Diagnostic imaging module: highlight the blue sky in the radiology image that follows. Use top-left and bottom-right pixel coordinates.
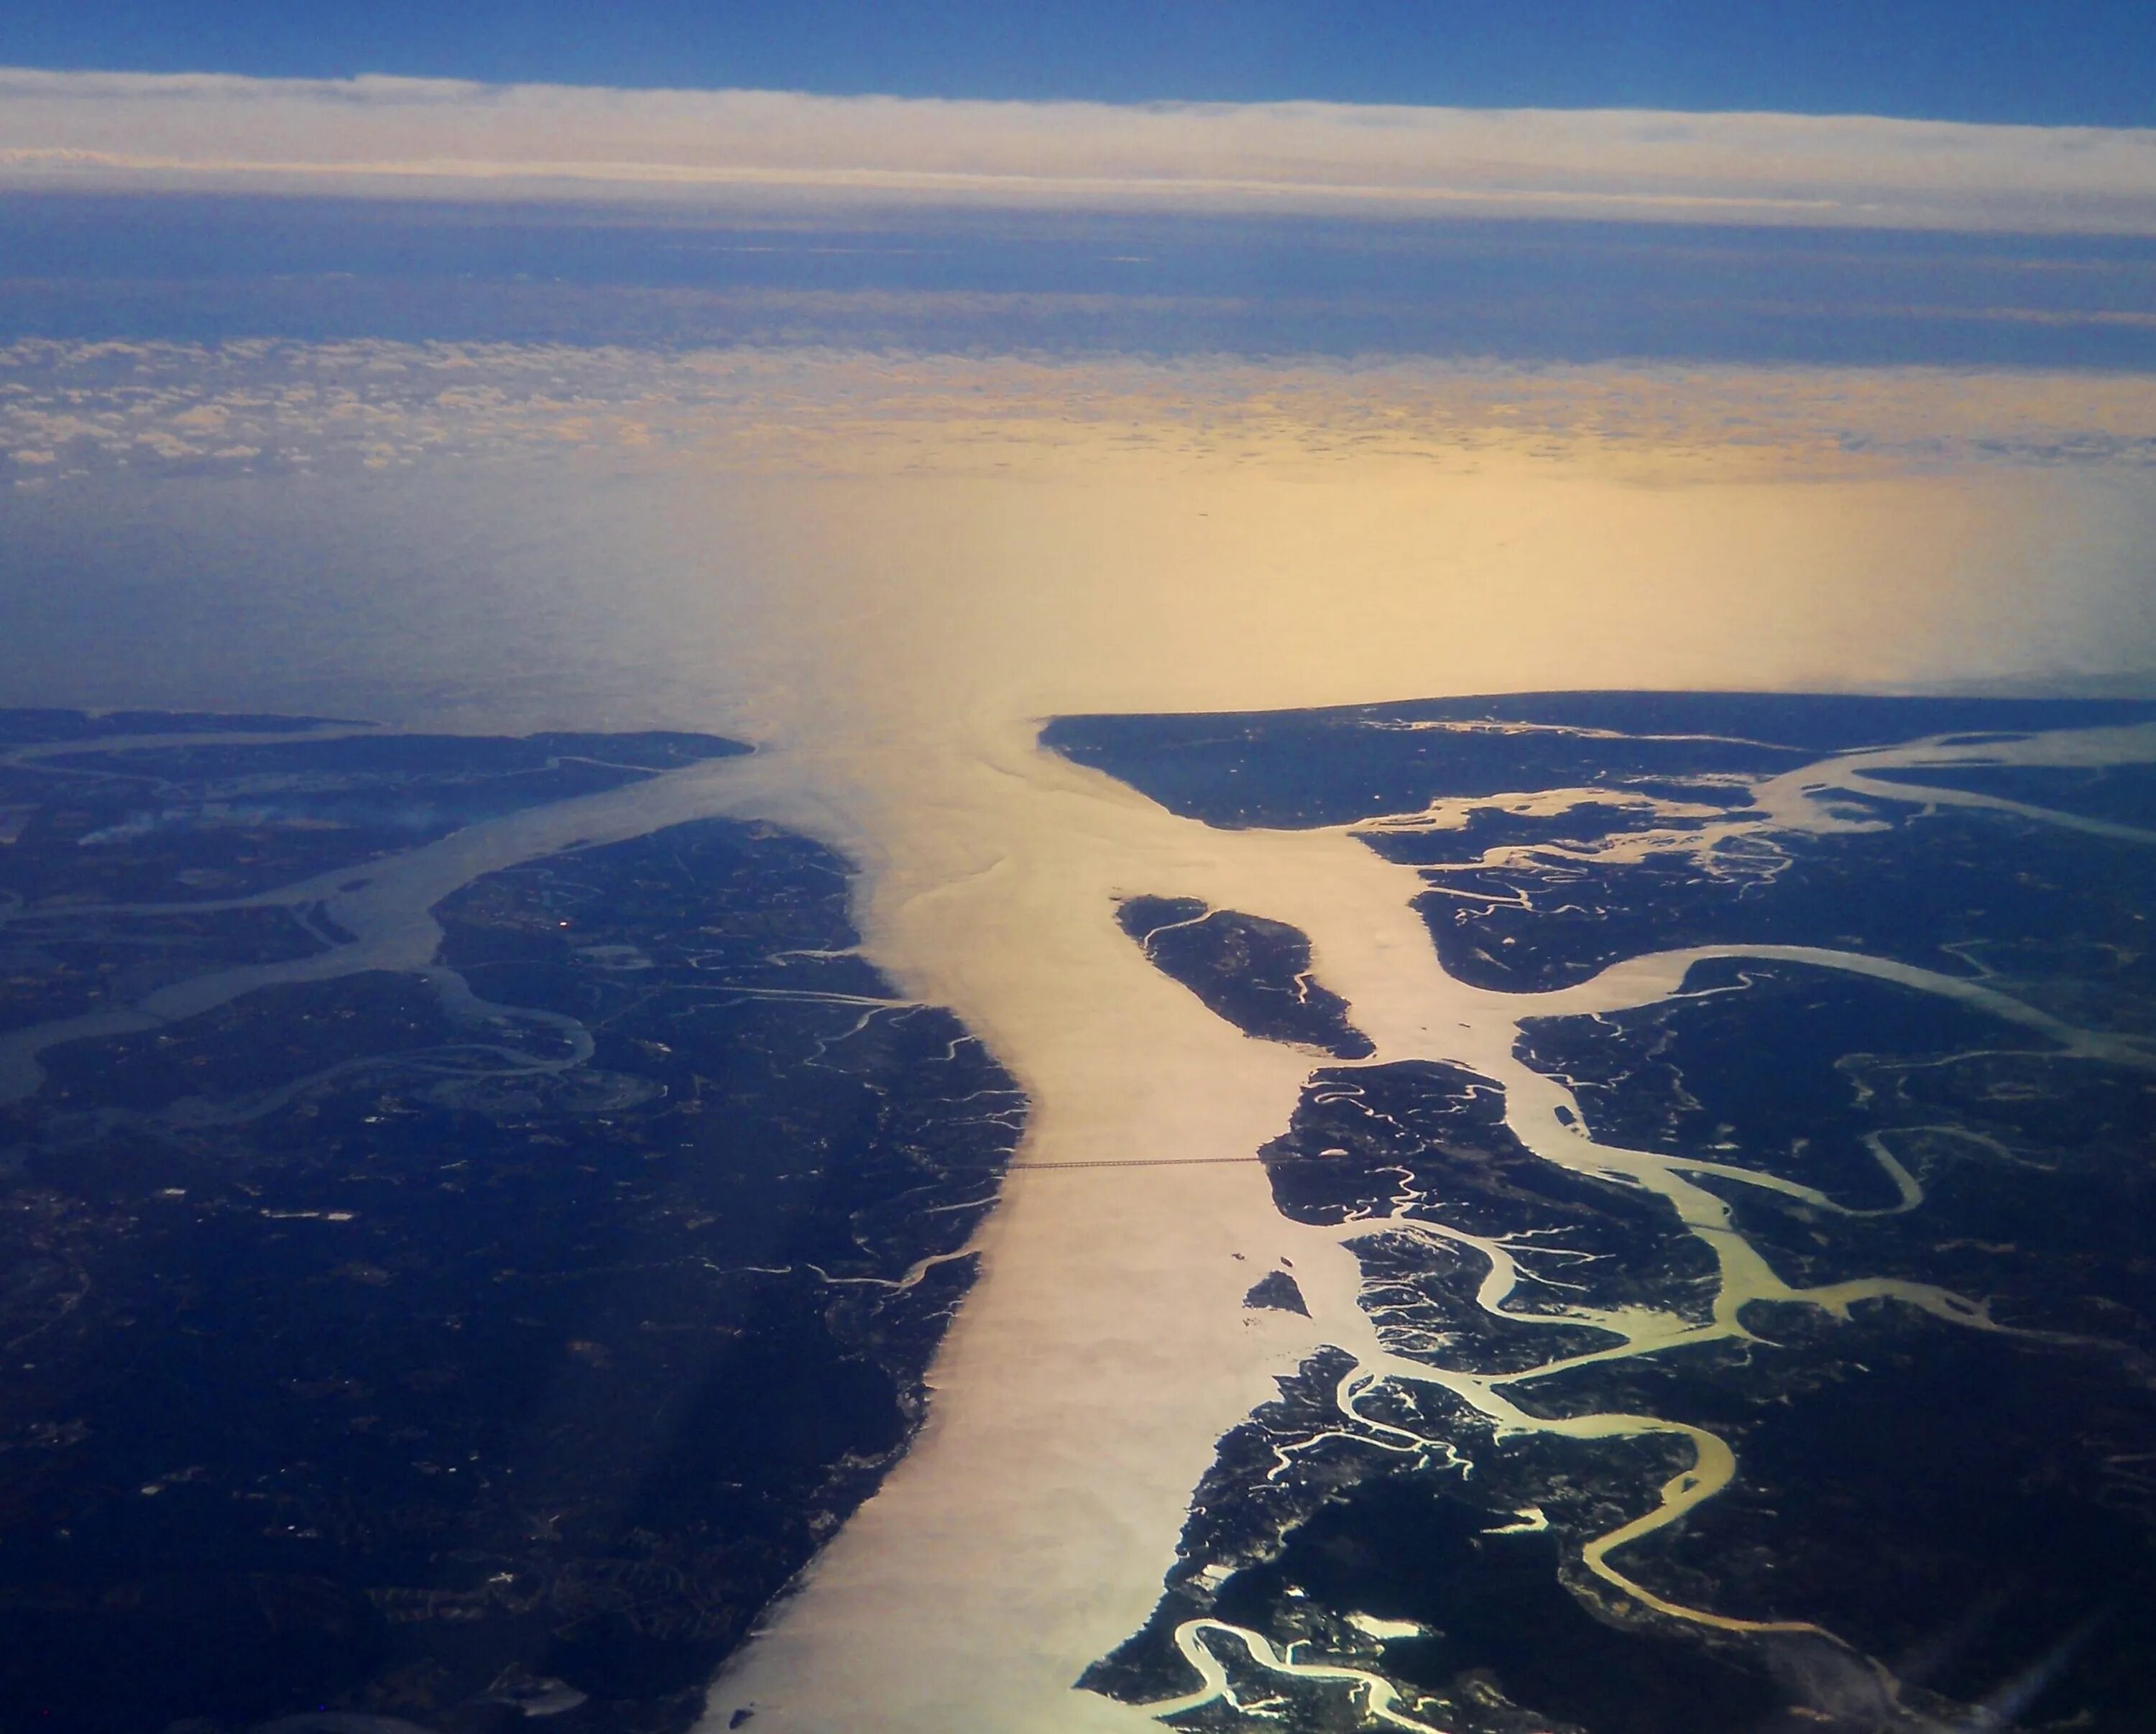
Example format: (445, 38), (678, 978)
(4, 6), (2154, 369)
(4, 0), (2155, 124)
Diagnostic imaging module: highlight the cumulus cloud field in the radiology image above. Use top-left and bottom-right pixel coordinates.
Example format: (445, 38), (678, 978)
(9, 338), (2156, 489)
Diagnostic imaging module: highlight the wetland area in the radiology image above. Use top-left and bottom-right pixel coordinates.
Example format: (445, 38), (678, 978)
(1053, 691), (2156, 1734)
(1, 691), (2153, 1734)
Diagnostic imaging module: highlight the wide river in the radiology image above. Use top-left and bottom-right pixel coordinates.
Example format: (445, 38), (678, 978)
(6, 435), (2155, 1729)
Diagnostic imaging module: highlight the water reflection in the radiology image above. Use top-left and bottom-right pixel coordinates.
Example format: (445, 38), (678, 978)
(3, 389), (2154, 1730)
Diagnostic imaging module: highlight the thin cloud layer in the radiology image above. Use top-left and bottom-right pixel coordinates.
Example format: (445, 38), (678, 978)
(5, 68), (2156, 233)
(9, 338), (2156, 486)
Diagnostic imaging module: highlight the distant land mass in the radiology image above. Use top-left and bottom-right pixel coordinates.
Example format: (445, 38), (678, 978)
(1045, 691), (2156, 829)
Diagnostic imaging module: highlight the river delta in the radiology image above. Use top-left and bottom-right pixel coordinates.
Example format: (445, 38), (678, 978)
(1051, 693), (2156, 1733)
(2, 693), (2154, 1734)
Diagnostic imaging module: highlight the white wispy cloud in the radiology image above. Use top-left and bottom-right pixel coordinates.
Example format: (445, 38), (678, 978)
(4, 68), (2156, 233)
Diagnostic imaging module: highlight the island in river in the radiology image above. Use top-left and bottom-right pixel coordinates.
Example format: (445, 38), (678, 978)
(0, 711), (1023, 1734)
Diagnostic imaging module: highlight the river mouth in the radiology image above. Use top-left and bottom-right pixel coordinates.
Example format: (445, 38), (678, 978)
(7, 692), (2156, 1733)
(4, 342), (2156, 1733)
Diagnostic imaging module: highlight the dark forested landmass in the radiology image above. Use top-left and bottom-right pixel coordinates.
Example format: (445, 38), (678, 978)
(1115, 895), (1372, 1058)
(0, 714), (1020, 1734)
